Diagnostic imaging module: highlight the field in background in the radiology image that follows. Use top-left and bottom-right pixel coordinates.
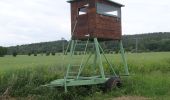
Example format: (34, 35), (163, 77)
(0, 52), (170, 100)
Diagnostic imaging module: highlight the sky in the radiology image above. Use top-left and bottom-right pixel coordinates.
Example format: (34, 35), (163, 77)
(0, 0), (170, 47)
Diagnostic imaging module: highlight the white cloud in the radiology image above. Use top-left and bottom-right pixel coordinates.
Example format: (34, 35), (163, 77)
(0, 0), (170, 46)
(122, 0), (170, 34)
(0, 0), (70, 46)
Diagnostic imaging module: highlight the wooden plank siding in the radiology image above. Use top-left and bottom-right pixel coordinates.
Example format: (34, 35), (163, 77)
(70, 0), (122, 40)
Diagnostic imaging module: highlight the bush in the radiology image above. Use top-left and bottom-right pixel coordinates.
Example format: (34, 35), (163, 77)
(28, 53), (32, 56)
(74, 52), (78, 55)
(46, 52), (50, 56)
(115, 50), (119, 54)
(51, 52), (56, 56)
(34, 53), (37, 56)
(12, 52), (17, 57)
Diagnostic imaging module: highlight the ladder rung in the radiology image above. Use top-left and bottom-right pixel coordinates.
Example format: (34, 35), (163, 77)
(67, 76), (76, 79)
(76, 43), (94, 46)
(72, 55), (80, 60)
(76, 43), (87, 46)
(68, 72), (77, 74)
(71, 65), (80, 67)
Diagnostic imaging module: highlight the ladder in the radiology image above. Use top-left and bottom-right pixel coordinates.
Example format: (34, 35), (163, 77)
(63, 38), (120, 92)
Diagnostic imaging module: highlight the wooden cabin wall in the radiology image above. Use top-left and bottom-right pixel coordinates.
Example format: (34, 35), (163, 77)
(71, 0), (95, 39)
(87, 0), (96, 38)
(70, 0), (122, 40)
(94, 0), (122, 40)
(94, 15), (122, 40)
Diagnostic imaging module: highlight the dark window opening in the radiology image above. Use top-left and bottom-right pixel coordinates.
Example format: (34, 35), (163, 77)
(78, 7), (87, 15)
(97, 3), (121, 17)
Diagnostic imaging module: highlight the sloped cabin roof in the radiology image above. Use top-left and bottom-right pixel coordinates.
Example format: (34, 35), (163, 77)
(67, 0), (124, 7)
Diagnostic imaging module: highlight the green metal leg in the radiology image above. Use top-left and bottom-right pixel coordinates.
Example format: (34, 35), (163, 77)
(73, 40), (77, 55)
(64, 40), (75, 92)
(94, 38), (105, 79)
(93, 51), (97, 75)
(98, 44), (117, 76)
(70, 40), (75, 56)
(64, 76), (68, 92)
(120, 40), (129, 75)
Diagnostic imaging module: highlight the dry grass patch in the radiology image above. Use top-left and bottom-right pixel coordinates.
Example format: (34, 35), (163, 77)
(111, 96), (151, 100)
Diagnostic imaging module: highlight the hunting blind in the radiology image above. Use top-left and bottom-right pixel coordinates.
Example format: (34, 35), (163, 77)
(44, 0), (129, 92)
(69, 0), (123, 40)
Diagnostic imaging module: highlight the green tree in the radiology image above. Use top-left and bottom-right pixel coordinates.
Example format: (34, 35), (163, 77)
(0, 47), (7, 57)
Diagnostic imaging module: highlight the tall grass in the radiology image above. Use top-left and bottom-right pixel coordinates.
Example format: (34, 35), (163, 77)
(0, 52), (170, 99)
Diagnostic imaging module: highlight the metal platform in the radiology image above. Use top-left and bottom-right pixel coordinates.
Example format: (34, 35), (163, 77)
(45, 77), (109, 87)
(44, 38), (129, 92)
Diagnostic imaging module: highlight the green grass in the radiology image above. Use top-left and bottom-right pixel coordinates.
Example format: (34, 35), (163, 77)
(0, 52), (170, 100)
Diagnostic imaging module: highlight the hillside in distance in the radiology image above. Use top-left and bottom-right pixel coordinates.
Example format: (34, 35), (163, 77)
(7, 32), (170, 54)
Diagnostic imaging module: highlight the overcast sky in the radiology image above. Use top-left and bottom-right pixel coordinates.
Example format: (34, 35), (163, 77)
(0, 0), (170, 47)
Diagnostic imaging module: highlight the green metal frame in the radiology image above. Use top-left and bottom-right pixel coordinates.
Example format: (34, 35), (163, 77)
(44, 38), (129, 92)
(120, 40), (129, 75)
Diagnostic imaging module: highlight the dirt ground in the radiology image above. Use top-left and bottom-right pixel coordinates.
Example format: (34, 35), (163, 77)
(0, 96), (151, 100)
(111, 96), (151, 100)
(0, 96), (16, 100)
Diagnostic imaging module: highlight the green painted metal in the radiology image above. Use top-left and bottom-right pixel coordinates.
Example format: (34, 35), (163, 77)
(64, 40), (75, 92)
(76, 39), (89, 79)
(98, 44), (117, 76)
(94, 38), (105, 79)
(44, 38), (129, 92)
(120, 40), (129, 75)
(72, 40), (77, 55)
(48, 78), (109, 87)
(77, 52), (93, 79)
(93, 51), (97, 75)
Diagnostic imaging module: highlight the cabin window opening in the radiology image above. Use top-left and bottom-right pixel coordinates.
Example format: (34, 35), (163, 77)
(78, 7), (87, 15)
(97, 3), (121, 17)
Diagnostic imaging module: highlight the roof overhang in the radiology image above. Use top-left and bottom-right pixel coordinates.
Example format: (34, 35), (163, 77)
(67, 0), (124, 7)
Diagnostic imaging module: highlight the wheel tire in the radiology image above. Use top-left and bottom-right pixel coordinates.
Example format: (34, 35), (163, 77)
(104, 76), (122, 92)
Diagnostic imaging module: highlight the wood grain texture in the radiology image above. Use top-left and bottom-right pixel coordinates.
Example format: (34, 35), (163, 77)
(70, 0), (122, 40)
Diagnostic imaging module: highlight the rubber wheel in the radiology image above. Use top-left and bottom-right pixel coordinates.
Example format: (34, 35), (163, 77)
(104, 76), (122, 92)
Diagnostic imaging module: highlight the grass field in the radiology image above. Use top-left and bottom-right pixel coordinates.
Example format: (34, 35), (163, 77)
(0, 52), (170, 100)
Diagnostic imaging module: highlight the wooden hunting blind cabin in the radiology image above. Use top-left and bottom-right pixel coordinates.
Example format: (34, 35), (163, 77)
(68, 0), (124, 40)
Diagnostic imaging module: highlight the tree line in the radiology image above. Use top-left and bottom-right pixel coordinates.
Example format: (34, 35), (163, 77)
(1, 32), (170, 57)
(0, 46), (7, 57)
(122, 32), (170, 52)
